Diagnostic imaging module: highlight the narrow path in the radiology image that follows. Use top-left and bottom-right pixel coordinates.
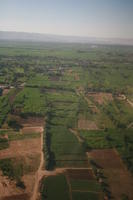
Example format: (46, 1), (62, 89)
(127, 98), (133, 108)
(0, 128), (13, 131)
(72, 190), (101, 194)
(43, 168), (66, 176)
(38, 167), (91, 178)
(31, 127), (44, 200)
(127, 122), (133, 129)
(122, 95), (133, 108)
(76, 89), (99, 112)
(9, 88), (21, 105)
(70, 128), (84, 143)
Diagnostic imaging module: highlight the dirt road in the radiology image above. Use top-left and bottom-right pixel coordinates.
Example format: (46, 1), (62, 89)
(127, 98), (133, 107)
(31, 127), (44, 200)
(122, 95), (133, 108)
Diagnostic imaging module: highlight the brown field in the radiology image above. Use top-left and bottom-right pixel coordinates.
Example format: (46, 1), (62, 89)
(78, 119), (98, 130)
(66, 169), (94, 180)
(74, 73), (80, 80)
(21, 126), (43, 134)
(5, 115), (44, 129)
(88, 149), (133, 200)
(1, 194), (29, 200)
(49, 76), (60, 81)
(14, 154), (41, 174)
(87, 92), (113, 105)
(22, 174), (35, 195)
(2, 89), (10, 96)
(0, 116), (44, 200)
(0, 137), (42, 200)
(0, 172), (23, 198)
(0, 171), (36, 200)
(0, 138), (41, 159)
(17, 116), (44, 127)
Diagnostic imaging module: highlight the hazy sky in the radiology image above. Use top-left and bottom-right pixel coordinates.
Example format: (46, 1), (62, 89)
(0, 0), (133, 38)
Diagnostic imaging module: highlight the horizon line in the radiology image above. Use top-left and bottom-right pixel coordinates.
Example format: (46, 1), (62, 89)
(0, 30), (133, 40)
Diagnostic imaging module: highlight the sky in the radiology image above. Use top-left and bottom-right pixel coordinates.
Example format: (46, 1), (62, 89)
(0, 0), (133, 39)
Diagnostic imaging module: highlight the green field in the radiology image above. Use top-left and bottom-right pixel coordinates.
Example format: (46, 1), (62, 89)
(70, 179), (101, 192)
(79, 129), (133, 173)
(41, 175), (70, 200)
(0, 95), (11, 127)
(13, 87), (47, 116)
(72, 191), (103, 200)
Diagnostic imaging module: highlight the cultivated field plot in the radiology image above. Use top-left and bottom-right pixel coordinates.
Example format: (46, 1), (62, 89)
(41, 175), (70, 200)
(87, 92), (113, 105)
(13, 87), (47, 116)
(78, 119), (98, 130)
(43, 90), (88, 169)
(0, 137), (41, 159)
(88, 149), (133, 200)
(72, 192), (103, 200)
(66, 169), (94, 180)
(41, 170), (103, 200)
(49, 126), (88, 168)
(66, 169), (103, 200)
(15, 116), (44, 127)
(79, 130), (110, 149)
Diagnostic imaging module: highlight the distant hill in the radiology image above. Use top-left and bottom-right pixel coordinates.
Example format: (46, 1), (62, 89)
(0, 31), (133, 45)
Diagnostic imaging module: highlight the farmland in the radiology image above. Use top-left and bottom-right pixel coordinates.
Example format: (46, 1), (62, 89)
(0, 41), (133, 200)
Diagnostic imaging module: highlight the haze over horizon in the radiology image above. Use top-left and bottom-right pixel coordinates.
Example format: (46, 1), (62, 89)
(0, 0), (133, 39)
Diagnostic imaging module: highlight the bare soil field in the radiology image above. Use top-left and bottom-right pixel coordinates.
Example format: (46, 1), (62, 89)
(2, 89), (10, 96)
(21, 126), (43, 134)
(22, 174), (35, 196)
(0, 137), (41, 199)
(0, 120), (44, 200)
(87, 149), (133, 200)
(74, 73), (80, 81)
(15, 154), (41, 173)
(87, 92), (113, 105)
(17, 116), (44, 127)
(0, 172), (23, 199)
(66, 169), (94, 180)
(78, 119), (98, 130)
(0, 138), (41, 159)
(49, 76), (60, 81)
(0, 171), (36, 200)
(1, 193), (30, 200)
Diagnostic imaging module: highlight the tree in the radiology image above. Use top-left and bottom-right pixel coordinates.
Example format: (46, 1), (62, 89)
(8, 119), (22, 130)
(0, 88), (3, 96)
